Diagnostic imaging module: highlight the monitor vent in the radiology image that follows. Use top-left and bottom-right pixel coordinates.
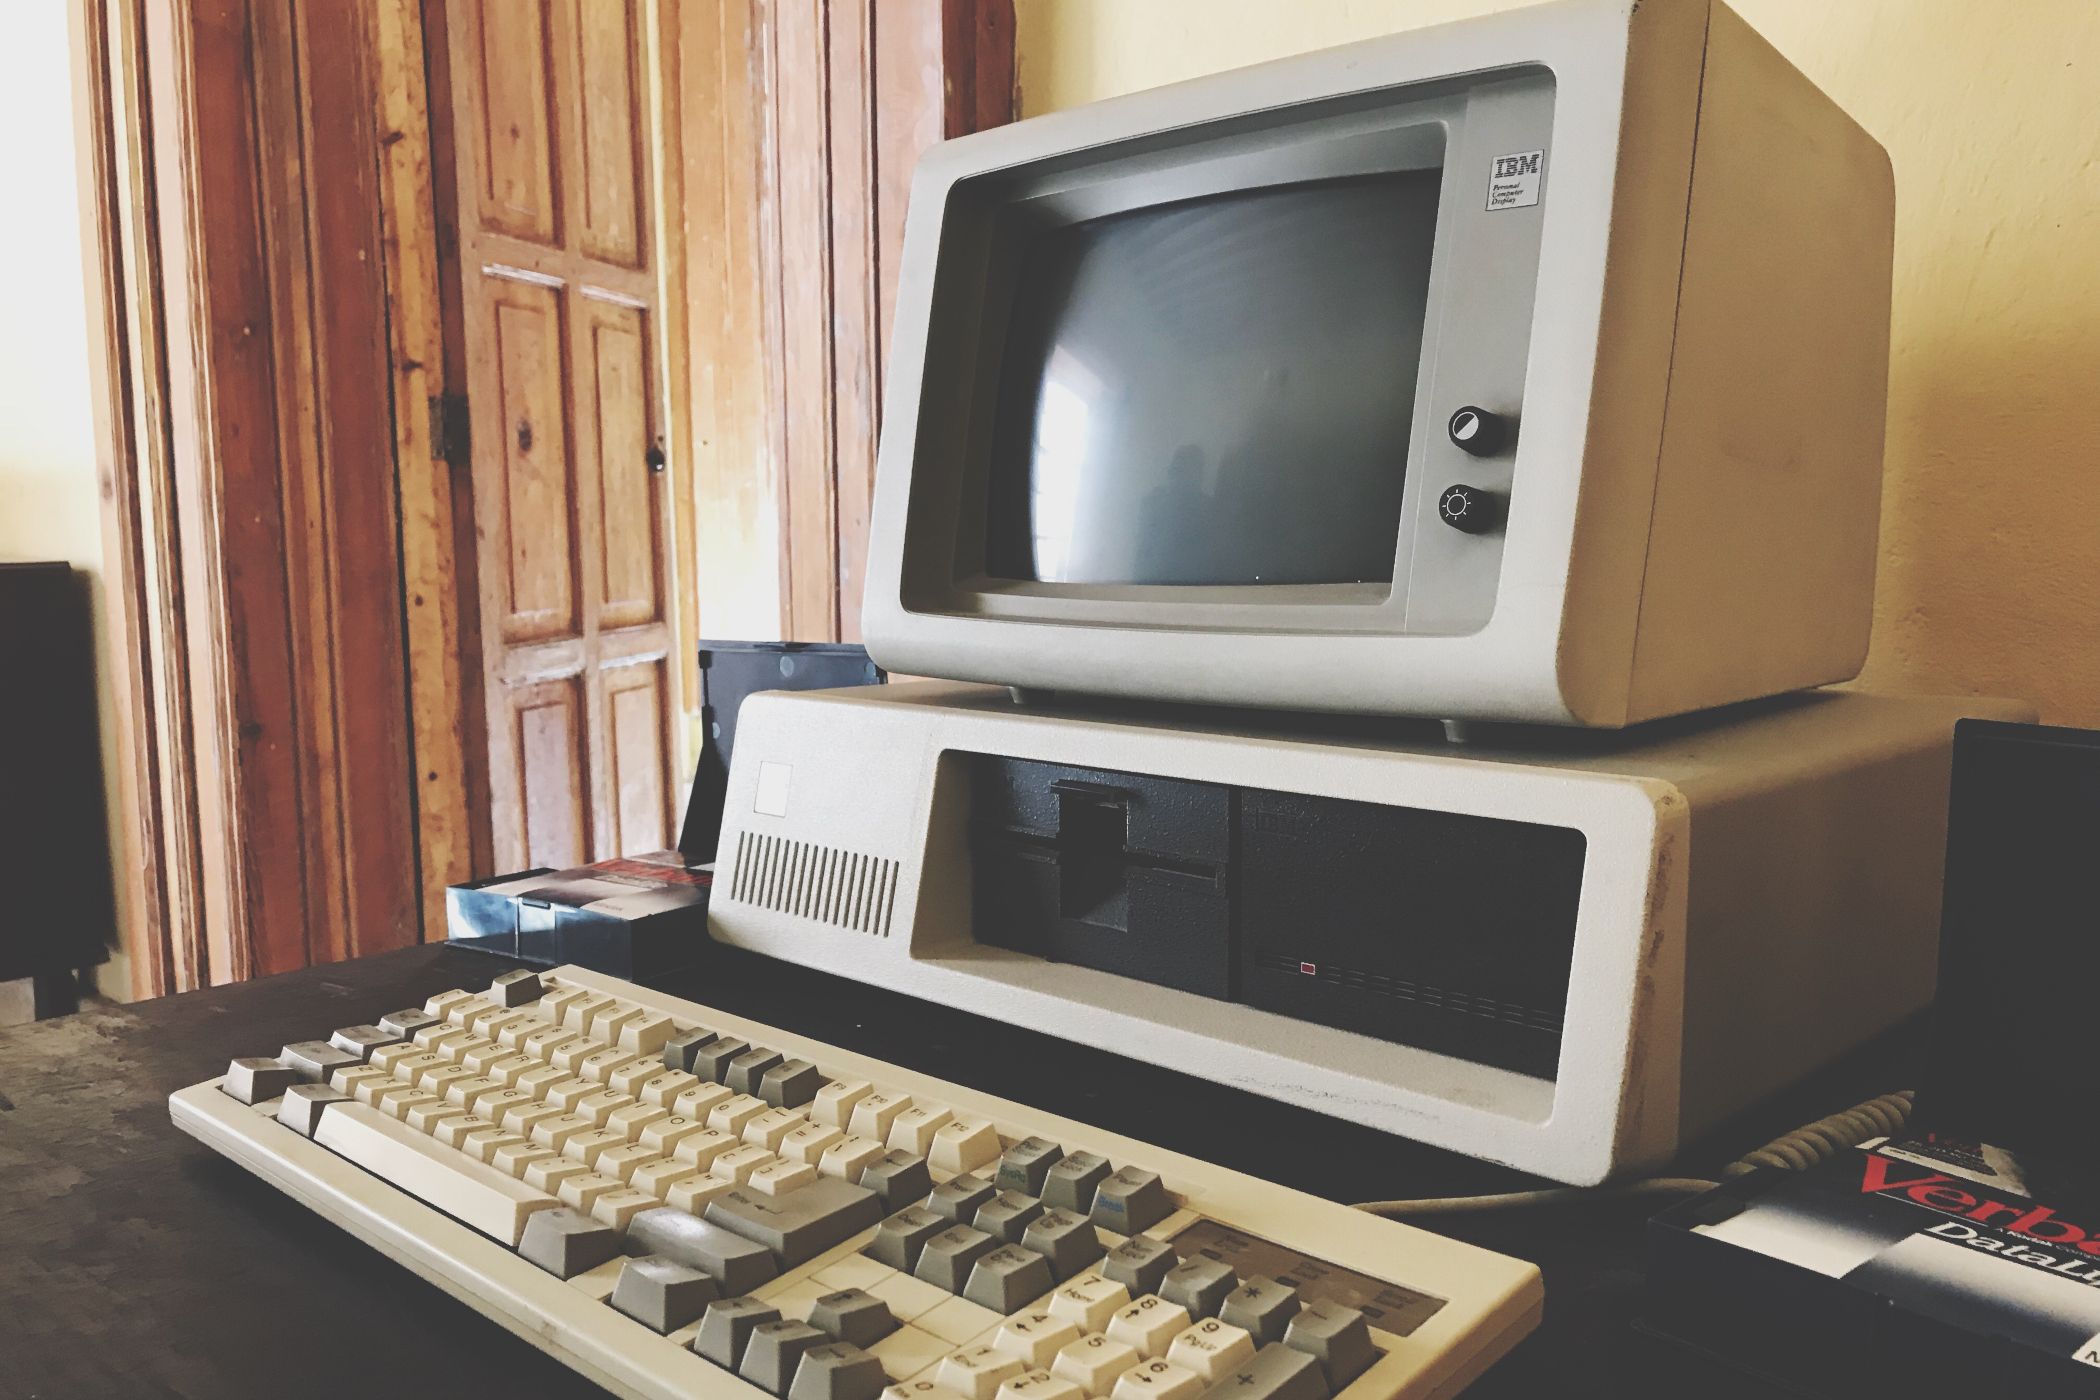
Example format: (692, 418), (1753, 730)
(730, 831), (899, 937)
(1253, 953), (1564, 1035)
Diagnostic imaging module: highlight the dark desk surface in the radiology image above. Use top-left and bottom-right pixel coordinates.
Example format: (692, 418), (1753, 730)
(0, 942), (1919, 1399)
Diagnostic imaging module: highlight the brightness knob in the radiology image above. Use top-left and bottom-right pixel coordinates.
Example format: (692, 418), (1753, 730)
(1438, 484), (1503, 535)
(1447, 405), (1510, 456)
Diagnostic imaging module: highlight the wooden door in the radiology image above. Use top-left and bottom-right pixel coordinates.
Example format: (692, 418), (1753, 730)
(439, 0), (677, 872)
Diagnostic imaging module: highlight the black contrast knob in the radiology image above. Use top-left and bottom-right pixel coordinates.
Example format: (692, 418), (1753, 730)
(1447, 405), (1510, 456)
(1438, 484), (1503, 535)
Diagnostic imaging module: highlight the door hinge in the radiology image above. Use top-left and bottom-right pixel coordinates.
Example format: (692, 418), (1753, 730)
(428, 393), (471, 464)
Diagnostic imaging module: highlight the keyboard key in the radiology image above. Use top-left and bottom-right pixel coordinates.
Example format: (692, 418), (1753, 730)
(819, 1135), (886, 1183)
(1047, 1272), (1130, 1331)
(914, 1224), (998, 1293)
(1103, 1237), (1178, 1297)
(330, 1065), (393, 1103)
(369, 1041), (428, 1076)
(499, 1101), (567, 1138)
(277, 1083), (350, 1136)
(888, 1384), (969, 1400)
(848, 1092), (913, 1143)
(789, 1340), (890, 1400)
(964, 1243), (1055, 1313)
(1161, 1258), (1236, 1319)
(669, 1175), (736, 1216)
(1166, 1320), (1256, 1382)
(1052, 1332), (1141, 1393)
(329, 1025), (403, 1061)
(377, 1008), (438, 1038)
(630, 1206), (780, 1292)
(696, 1037), (752, 1081)
(447, 994), (506, 1030)
(562, 992), (616, 1033)
(222, 1057), (296, 1105)
(746, 1106), (807, 1151)
(696, 1296), (782, 1368)
(939, 1344), (1025, 1400)
(993, 1311), (1084, 1367)
(543, 1078), (601, 1113)
(1281, 1302), (1375, 1388)
(675, 1082), (737, 1121)
(1219, 1278), (1299, 1346)
(930, 1173), (998, 1224)
(1092, 1168), (1172, 1234)
(760, 1058), (825, 1109)
(606, 1101), (670, 1139)
(706, 1177), (886, 1266)
(1108, 1295), (1190, 1358)
(423, 989), (475, 1020)
(1042, 1153), (1111, 1215)
(675, 1128), (741, 1170)
(593, 1142), (660, 1181)
(530, 1112), (598, 1153)
(1111, 1358), (1206, 1400)
(997, 1138), (1063, 1196)
(489, 968), (543, 1005)
(555, 1171), (626, 1214)
(1023, 1209), (1104, 1281)
(619, 1013), (678, 1056)
(782, 1122), (845, 1166)
(742, 1319), (828, 1395)
(315, 1101), (558, 1245)
(811, 1079), (872, 1129)
(728, 1046), (786, 1096)
(591, 1186), (664, 1230)
(976, 1190), (1045, 1244)
(1206, 1344), (1327, 1400)
(630, 1156), (703, 1197)
(639, 1069), (701, 1108)
(576, 1047), (642, 1084)
(519, 1205), (623, 1277)
(640, 1114), (712, 1156)
(433, 1113), (498, 1151)
(931, 1117), (1004, 1177)
(282, 1040), (362, 1085)
(442, 1074), (507, 1112)
(750, 1160), (819, 1197)
(524, 1157), (593, 1195)
(996, 1370), (1082, 1400)
(492, 1140), (555, 1176)
(662, 1028), (717, 1074)
(713, 1145), (780, 1184)
(869, 1205), (948, 1271)
(571, 1088), (632, 1128)
(710, 1094), (772, 1137)
(591, 1003), (646, 1046)
(534, 985), (588, 1024)
(887, 1104), (953, 1156)
(809, 1287), (899, 1348)
(610, 1059), (667, 1098)
(861, 1151), (933, 1209)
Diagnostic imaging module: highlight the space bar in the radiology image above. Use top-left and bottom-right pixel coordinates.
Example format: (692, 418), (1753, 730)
(314, 1102), (560, 1246)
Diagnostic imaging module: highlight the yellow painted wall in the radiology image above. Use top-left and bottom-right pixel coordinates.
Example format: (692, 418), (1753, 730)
(0, 2), (134, 996)
(1015, 0), (2100, 725)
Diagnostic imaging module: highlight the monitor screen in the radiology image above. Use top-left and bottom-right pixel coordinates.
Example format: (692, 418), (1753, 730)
(985, 171), (1442, 587)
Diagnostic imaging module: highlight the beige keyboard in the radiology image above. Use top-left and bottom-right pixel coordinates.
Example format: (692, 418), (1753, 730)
(169, 965), (1540, 1399)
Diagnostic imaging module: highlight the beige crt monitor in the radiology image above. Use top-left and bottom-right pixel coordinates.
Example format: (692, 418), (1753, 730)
(861, 0), (1895, 727)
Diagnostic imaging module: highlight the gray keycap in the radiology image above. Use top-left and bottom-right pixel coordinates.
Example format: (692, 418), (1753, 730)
(808, 1288), (897, 1348)
(1022, 1207), (1103, 1281)
(519, 1207), (624, 1279)
(663, 1028), (717, 1073)
(964, 1243), (1056, 1313)
(696, 1037), (752, 1081)
(739, 1319), (828, 1396)
(377, 1008), (440, 1037)
(612, 1255), (719, 1332)
(1103, 1235), (1177, 1296)
(727, 1047), (785, 1096)
(281, 1039), (361, 1084)
(1162, 1256), (1237, 1318)
(868, 1205), (947, 1271)
(788, 1341), (889, 1400)
(913, 1223), (998, 1293)
(275, 1083), (349, 1136)
(859, 1151), (932, 1210)
(1042, 1151), (1112, 1213)
(629, 1206), (780, 1292)
(975, 1189), (1045, 1243)
(221, 1057), (297, 1105)
(759, 1058), (825, 1108)
(704, 1178), (885, 1266)
(1283, 1301), (1376, 1388)
(1091, 1167), (1172, 1234)
(489, 969), (543, 1006)
(328, 1025), (404, 1062)
(929, 1173), (998, 1224)
(1220, 1276), (1300, 1345)
(996, 1137), (1064, 1196)
(695, 1296), (780, 1369)
(1198, 1343), (1329, 1400)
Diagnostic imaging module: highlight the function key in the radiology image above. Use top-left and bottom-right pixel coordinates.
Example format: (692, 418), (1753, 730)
(1161, 1257), (1236, 1319)
(760, 1058), (825, 1109)
(848, 1091), (913, 1143)
(887, 1104), (954, 1156)
(488, 968), (543, 1006)
(997, 1137), (1064, 1196)
(1091, 1168), (1172, 1235)
(1042, 1152), (1111, 1214)
(931, 1117), (1004, 1177)
(811, 1079), (872, 1129)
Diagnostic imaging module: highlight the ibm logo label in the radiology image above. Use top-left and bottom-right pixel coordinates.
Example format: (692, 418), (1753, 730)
(1486, 149), (1546, 211)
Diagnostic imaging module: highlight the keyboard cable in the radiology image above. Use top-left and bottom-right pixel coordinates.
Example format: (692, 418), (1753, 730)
(1351, 1089), (1916, 1218)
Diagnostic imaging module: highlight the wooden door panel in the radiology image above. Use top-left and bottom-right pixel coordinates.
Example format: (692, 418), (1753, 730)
(507, 676), (589, 870)
(571, 0), (646, 270)
(581, 296), (661, 629)
(604, 660), (670, 855)
(467, 0), (559, 245)
(487, 276), (577, 642)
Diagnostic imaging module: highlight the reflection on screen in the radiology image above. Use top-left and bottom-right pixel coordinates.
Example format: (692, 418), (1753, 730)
(987, 172), (1441, 587)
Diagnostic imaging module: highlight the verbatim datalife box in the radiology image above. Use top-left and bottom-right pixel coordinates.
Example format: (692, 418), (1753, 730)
(706, 682), (2030, 1184)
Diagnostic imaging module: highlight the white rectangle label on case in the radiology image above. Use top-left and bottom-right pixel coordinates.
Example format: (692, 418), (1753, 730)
(1485, 150), (1544, 210)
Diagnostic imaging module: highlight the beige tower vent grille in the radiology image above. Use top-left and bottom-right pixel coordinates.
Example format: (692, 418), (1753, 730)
(729, 831), (899, 937)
